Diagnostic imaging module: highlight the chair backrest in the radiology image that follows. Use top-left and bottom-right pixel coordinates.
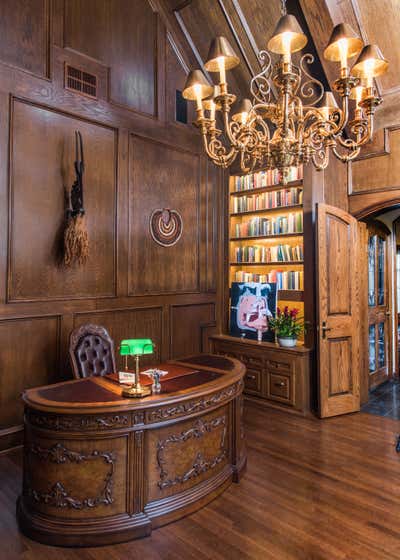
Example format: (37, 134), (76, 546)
(69, 324), (117, 379)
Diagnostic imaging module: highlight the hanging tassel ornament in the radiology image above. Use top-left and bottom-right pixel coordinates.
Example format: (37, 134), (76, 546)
(63, 131), (89, 266)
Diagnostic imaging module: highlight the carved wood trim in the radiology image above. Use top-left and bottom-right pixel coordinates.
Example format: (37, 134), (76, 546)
(133, 430), (145, 513)
(147, 380), (242, 422)
(156, 416), (227, 490)
(26, 409), (129, 431)
(27, 443), (115, 509)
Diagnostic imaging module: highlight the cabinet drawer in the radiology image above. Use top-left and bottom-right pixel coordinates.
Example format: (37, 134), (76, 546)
(241, 354), (263, 368)
(243, 368), (262, 395)
(266, 371), (294, 405)
(266, 356), (294, 374)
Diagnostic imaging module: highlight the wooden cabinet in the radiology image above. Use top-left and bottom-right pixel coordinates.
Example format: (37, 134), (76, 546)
(210, 334), (311, 415)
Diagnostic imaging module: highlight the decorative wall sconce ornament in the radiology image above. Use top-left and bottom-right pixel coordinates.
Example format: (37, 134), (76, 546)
(63, 130), (89, 266)
(149, 208), (183, 247)
(182, 0), (389, 183)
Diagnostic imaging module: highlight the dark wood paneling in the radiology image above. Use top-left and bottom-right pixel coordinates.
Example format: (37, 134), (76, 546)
(0, 0), (50, 78)
(166, 34), (195, 125)
(73, 307), (163, 370)
(0, 1), (220, 453)
(0, 316), (60, 434)
(170, 303), (215, 358)
(64, 0), (157, 115)
(128, 135), (200, 295)
(9, 98), (117, 302)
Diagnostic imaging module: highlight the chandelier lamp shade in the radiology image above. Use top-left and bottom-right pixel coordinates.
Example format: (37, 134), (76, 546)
(182, 2), (388, 183)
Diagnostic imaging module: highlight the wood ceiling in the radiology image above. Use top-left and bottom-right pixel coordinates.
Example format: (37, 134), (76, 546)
(163, 0), (399, 130)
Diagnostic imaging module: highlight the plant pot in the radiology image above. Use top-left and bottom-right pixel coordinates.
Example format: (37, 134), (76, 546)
(277, 336), (297, 348)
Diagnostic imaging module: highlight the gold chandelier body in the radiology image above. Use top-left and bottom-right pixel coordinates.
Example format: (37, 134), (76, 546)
(182, 9), (388, 184)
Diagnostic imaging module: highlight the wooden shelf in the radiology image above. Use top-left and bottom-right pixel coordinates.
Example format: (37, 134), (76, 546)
(230, 261), (304, 266)
(230, 180), (303, 197)
(230, 204), (303, 217)
(230, 232), (303, 241)
(210, 333), (311, 354)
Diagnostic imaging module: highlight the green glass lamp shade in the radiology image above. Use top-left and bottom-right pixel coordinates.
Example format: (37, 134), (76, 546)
(120, 339), (154, 356)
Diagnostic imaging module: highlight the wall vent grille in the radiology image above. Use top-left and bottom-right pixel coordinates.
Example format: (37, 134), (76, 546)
(65, 64), (97, 99)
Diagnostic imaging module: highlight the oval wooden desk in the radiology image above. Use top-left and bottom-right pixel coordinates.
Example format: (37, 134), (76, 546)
(17, 354), (246, 547)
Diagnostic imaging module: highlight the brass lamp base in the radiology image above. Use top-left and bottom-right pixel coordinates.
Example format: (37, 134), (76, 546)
(122, 384), (152, 398)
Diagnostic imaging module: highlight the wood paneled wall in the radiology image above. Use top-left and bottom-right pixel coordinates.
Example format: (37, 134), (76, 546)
(0, 0), (221, 451)
(349, 127), (400, 217)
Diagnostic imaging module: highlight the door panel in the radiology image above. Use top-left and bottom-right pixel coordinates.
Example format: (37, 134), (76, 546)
(366, 220), (391, 389)
(317, 204), (360, 418)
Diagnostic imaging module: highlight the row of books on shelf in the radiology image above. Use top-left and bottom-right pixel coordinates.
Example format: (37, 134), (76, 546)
(234, 244), (304, 263)
(233, 214), (303, 238)
(233, 166), (303, 192)
(233, 269), (304, 290)
(232, 187), (303, 213)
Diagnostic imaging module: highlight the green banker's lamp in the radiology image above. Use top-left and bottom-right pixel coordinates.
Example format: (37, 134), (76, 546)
(120, 339), (153, 398)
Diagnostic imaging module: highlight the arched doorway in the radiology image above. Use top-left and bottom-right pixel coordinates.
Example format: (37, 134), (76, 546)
(355, 204), (400, 419)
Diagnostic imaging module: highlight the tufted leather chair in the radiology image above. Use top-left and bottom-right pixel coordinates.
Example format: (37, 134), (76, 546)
(69, 324), (117, 379)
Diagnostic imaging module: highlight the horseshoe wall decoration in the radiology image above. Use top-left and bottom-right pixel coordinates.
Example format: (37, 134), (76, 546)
(149, 208), (183, 247)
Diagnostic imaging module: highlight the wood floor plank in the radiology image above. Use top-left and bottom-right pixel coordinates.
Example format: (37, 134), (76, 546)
(1, 404), (400, 559)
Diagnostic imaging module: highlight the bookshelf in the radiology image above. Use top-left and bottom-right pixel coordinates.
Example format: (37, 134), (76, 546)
(210, 165), (312, 416)
(229, 166), (305, 321)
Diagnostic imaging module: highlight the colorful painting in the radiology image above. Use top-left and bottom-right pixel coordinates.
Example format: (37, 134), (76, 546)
(230, 282), (277, 342)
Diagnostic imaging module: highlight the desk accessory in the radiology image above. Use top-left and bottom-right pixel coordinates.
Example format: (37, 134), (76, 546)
(119, 339), (153, 398)
(142, 368), (168, 393)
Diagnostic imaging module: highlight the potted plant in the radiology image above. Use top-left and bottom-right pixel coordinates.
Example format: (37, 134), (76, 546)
(269, 306), (304, 348)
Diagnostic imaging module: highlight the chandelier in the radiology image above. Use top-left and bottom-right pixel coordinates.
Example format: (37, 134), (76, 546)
(182, 1), (388, 183)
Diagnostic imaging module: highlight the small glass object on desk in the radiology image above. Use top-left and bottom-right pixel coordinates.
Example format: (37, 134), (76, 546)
(119, 339), (154, 398)
(142, 369), (168, 394)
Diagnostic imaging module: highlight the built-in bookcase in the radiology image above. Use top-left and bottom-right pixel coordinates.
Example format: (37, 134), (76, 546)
(229, 166), (305, 338)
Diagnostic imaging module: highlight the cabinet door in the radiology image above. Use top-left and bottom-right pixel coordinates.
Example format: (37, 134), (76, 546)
(316, 203), (361, 418)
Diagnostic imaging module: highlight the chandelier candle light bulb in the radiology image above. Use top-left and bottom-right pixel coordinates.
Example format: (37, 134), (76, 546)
(182, 1), (388, 182)
(217, 56), (226, 86)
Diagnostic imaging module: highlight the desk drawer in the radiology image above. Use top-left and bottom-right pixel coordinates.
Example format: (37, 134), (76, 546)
(266, 371), (294, 405)
(244, 368), (262, 395)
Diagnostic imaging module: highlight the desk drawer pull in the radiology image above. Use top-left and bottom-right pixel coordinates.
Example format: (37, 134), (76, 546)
(274, 381), (286, 387)
(246, 374), (256, 381)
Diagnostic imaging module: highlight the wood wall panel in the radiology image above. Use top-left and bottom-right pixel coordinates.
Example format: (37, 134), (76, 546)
(73, 307), (163, 371)
(128, 135), (200, 295)
(9, 99), (117, 302)
(0, 0), (50, 78)
(0, 316), (60, 432)
(64, 0), (157, 115)
(0, 1), (220, 452)
(170, 303), (215, 358)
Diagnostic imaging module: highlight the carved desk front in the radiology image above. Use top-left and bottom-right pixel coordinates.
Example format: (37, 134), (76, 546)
(17, 354), (246, 547)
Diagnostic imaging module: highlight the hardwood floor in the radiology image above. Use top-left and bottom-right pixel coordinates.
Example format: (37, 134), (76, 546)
(2, 403), (400, 559)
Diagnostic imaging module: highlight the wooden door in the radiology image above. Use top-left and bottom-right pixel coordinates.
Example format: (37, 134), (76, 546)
(366, 220), (391, 389)
(317, 204), (360, 418)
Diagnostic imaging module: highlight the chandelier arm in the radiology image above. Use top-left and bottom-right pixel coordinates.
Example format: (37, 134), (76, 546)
(200, 129), (238, 168)
(240, 149), (258, 174)
(312, 148), (330, 171)
(327, 95), (349, 137)
(222, 109), (244, 149)
(332, 144), (361, 162)
(335, 114), (372, 150)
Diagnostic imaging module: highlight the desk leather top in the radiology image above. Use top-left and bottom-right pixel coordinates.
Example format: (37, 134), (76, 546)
(21, 354), (245, 412)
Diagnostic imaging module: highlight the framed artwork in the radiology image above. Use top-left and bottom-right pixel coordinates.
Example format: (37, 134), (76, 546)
(230, 281), (277, 342)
